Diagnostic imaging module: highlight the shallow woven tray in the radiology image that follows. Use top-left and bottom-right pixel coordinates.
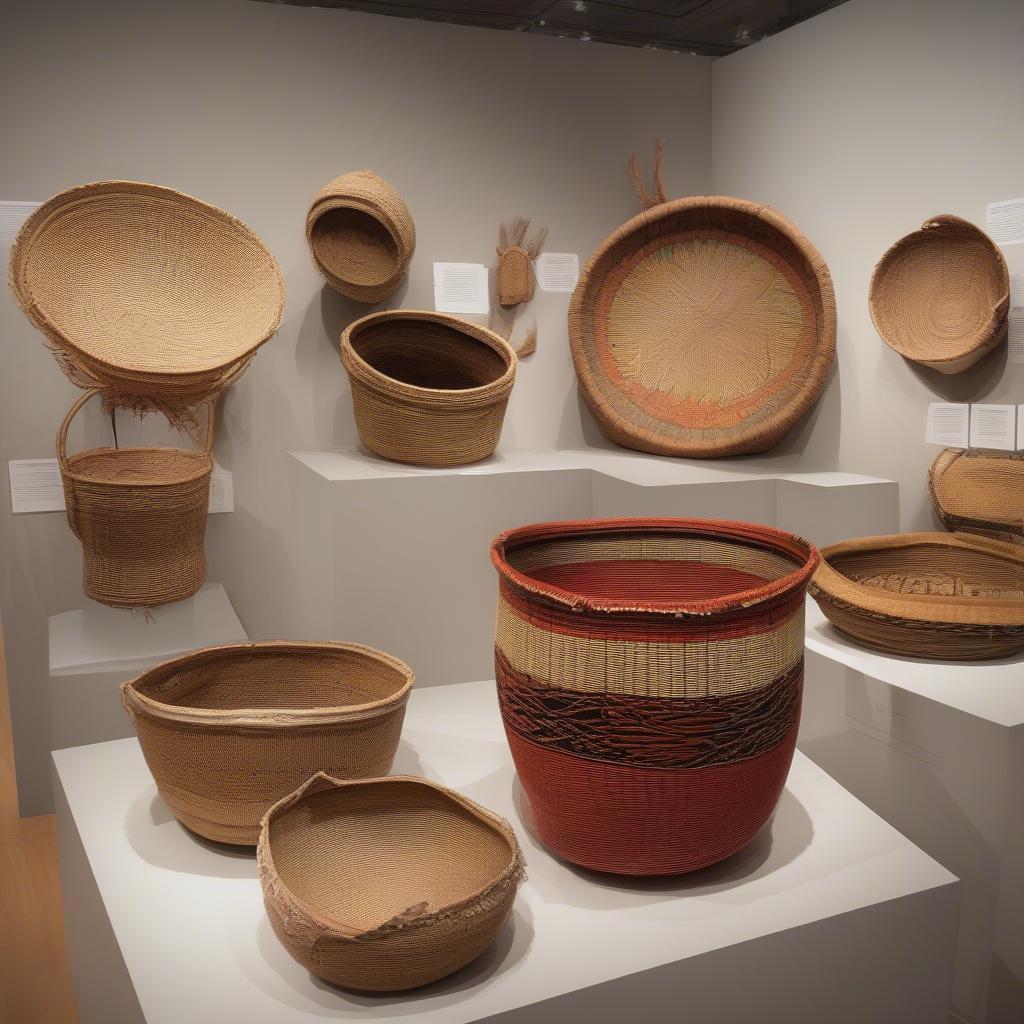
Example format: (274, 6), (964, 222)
(259, 773), (523, 991)
(122, 641), (414, 844)
(569, 196), (836, 458)
(870, 215), (1009, 373)
(930, 448), (1024, 543)
(809, 533), (1024, 661)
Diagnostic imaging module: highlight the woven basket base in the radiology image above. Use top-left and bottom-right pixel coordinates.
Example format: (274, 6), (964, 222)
(82, 549), (205, 609)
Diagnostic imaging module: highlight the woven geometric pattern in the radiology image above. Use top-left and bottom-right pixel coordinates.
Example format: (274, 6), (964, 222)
(929, 448), (1024, 543)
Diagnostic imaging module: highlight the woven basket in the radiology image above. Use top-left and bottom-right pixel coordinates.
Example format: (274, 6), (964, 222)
(930, 448), (1024, 543)
(259, 773), (523, 991)
(59, 388), (214, 608)
(9, 180), (285, 417)
(497, 247), (534, 306)
(122, 642), (414, 844)
(491, 517), (818, 875)
(306, 171), (415, 303)
(341, 310), (517, 467)
(809, 533), (1024, 660)
(870, 215), (1009, 373)
(569, 196), (836, 458)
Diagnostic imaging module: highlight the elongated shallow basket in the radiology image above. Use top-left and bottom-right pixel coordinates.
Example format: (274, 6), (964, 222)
(569, 196), (836, 458)
(9, 180), (285, 414)
(341, 310), (517, 466)
(930, 448), (1024, 543)
(122, 642), (414, 844)
(306, 171), (415, 303)
(60, 389), (214, 608)
(870, 215), (1009, 373)
(808, 533), (1024, 661)
(259, 773), (523, 991)
(492, 517), (819, 875)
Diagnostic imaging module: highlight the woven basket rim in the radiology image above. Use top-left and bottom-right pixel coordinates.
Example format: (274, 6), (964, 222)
(64, 446), (213, 488)
(492, 517), (819, 616)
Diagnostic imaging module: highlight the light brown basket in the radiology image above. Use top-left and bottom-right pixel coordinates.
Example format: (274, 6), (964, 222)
(258, 773), (523, 992)
(809, 533), (1024, 660)
(306, 171), (415, 303)
(122, 641), (414, 845)
(59, 388), (215, 608)
(870, 215), (1009, 373)
(340, 310), (517, 467)
(930, 448), (1024, 543)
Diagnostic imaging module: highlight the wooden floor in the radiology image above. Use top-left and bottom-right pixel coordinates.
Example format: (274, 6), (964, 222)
(0, 633), (78, 1024)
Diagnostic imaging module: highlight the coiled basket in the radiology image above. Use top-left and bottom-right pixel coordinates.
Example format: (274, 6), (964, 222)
(122, 641), (414, 844)
(259, 773), (524, 991)
(929, 448), (1024, 543)
(491, 518), (819, 875)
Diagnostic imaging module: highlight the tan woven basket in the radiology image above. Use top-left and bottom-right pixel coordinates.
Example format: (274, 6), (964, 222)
(9, 181), (285, 418)
(870, 215), (1009, 373)
(306, 171), (415, 303)
(122, 641), (414, 844)
(259, 773), (523, 992)
(341, 310), (517, 466)
(809, 533), (1024, 660)
(930, 448), (1024, 543)
(59, 389), (215, 608)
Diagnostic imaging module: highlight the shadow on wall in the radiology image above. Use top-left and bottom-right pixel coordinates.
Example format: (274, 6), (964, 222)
(905, 343), (1008, 402)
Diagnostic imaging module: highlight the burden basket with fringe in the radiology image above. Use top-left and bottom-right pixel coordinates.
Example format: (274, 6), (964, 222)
(870, 215), (1009, 374)
(491, 517), (819, 875)
(9, 180), (285, 419)
(808, 533), (1024, 661)
(341, 309), (517, 467)
(929, 448), (1024, 543)
(59, 388), (215, 609)
(258, 773), (524, 991)
(306, 171), (415, 303)
(121, 641), (414, 844)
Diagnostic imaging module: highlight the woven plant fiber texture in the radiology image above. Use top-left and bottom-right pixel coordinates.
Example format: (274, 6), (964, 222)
(306, 171), (415, 303)
(930, 448), (1024, 543)
(870, 215), (1009, 373)
(496, 217), (547, 307)
(809, 533), (1024, 661)
(491, 517), (819, 875)
(341, 309), (517, 467)
(259, 773), (523, 991)
(122, 641), (414, 845)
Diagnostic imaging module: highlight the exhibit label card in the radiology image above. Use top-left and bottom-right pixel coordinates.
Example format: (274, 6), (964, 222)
(535, 253), (580, 293)
(986, 197), (1024, 246)
(433, 262), (489, 315)
(1008, 308), (1024, 365)
(925, 403), (969, 447)
(969, 404), (1017, 451)
(0, 201), (40, 248)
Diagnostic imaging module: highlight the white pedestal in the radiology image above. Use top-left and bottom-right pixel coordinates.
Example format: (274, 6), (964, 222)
(54, 678), (958, 1024)
(801, 599), (1024, 1024)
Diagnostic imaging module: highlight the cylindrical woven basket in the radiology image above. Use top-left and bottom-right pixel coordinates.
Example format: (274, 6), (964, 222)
(259, 773), (523, 991)
(870, 215), (1009, 374)
(491, 517), (818, 876)
(929, 448), (1024, 543)
(306, 171), (415, 303)
(59, 389), (215, 608)
(809, 533), (1024, 660)
(122, 641), (414, 844)
(341, 310), (517, 467)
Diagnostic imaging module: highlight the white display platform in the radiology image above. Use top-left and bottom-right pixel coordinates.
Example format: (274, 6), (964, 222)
(54, 678), (959, 1024)
(800, 599), (1024, 1024)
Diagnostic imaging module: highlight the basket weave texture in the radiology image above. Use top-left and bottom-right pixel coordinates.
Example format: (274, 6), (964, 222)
(569, 195), (836, 458)
(491, 517), (818, 875)
(929, 448), (1024, 543)
(870, 215), (1009, 374)
(259, 773), (523, 991)
(808, 533), (1024, 660)
(341, 310), (517, 467)
(122, 641), (414, 845)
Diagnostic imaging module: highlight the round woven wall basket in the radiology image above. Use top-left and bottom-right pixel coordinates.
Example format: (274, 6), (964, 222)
(930, 449), (1024, 543)
(121, 641), (414, 844)
(259, 773), (523, 991)
(569, 196), (836, 458)
(341, 310), (517, 467)
(491, 517), (819, 875)
(809, 533), (1024, 661)
(306, 171), (415, 303)
(60, 389), (214, 609)
(870, 215), (1009, 374)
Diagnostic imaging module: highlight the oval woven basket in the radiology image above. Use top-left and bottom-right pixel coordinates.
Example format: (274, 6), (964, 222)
(930, 448), (1024, 543)
(808, 533), (1024, 661)
(341, 310), (517, 467)
(870, 215), (1009, 374)
(306, 171), (415, 303)
(259, 773), (523, 991)
(491, 517), (818, 875)
(122, 641), (414, 844)
(9, 180), (285, 414)
(568, 196), (836, 458)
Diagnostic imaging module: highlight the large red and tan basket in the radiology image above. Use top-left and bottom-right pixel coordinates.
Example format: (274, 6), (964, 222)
(491, 517), (819, 875)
